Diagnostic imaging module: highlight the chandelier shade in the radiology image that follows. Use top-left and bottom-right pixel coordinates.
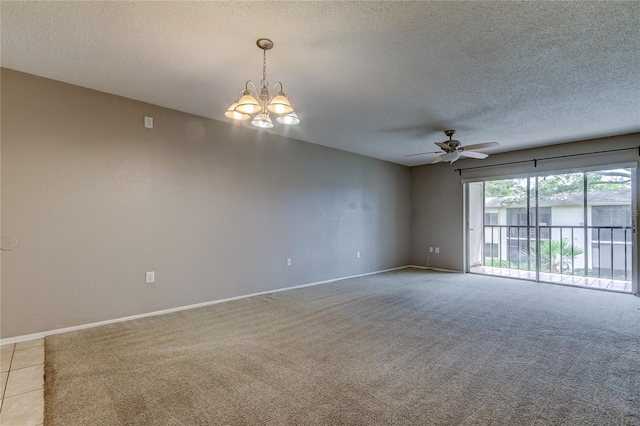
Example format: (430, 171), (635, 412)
(225, 38), (300, 128)
(251, 113), (274, 129)
(267, 91), (294, 115)
(235, 90), (262, 115)
(224, 99), (251, 121)
(276, 112), (300, 125)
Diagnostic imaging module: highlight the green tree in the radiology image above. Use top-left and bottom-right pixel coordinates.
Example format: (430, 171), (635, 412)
(587, 170), (631, 191)
(538, 171), (630, 197)
(538, 173), (583, 197)
(522, 239), (584, 273)
(485, 169), (631, 208)
(484, 179), (527, 206)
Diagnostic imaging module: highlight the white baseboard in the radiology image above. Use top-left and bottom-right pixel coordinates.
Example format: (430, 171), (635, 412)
(407, 264), (463, 273)
(0, 265), (410, 345)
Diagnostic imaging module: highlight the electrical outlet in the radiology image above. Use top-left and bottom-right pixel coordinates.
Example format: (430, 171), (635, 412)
(356, 251), (361, 258)
(429, 247), (433, 253)
(286, 258), (292, 266)
(145, 271), (155, 283)
(435, 247), (440, 254)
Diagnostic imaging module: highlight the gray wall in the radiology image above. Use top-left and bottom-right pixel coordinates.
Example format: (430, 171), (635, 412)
(411, 133), (640, 283)
(410, 165), (465, 271)
(1, 69), (411, 338)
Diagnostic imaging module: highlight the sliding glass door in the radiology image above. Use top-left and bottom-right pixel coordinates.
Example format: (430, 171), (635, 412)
(467, 166), (636, 293)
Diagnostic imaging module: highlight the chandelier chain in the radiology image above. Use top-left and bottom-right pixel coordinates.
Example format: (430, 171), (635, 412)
(261, 48), (268, 88)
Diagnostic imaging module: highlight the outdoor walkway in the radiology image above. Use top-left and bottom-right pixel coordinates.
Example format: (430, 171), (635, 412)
(470, 265), (633, 293)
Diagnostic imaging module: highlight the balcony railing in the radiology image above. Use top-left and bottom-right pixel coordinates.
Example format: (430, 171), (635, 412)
(483, 225), (632, 282)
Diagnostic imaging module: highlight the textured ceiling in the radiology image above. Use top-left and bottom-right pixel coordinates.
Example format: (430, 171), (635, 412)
(2, 1), (639, 166)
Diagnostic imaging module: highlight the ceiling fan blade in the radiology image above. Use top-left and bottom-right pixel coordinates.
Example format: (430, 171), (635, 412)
(460, 151), (488, 159)
(434, 142), (450, 150)
(404, 151), (441, 157)
(461, 142), (499, 151)
(431, 156), (443, 164)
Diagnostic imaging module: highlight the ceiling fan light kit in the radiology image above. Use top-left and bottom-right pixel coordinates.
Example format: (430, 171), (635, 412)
(225, 38), (300, 129)
(405, 130), (499, 164)
(440, 151), (461, 163)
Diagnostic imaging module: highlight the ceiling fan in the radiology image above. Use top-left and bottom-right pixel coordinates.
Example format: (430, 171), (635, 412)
(405, 130), (499, 164)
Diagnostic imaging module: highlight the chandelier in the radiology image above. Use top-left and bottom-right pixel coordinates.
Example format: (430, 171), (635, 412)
(225, 38), (300, 128)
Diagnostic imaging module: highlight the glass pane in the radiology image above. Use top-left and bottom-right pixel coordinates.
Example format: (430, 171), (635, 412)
(587, 168), (632, 279)
(538, 172), (584, 226)
(535, 172), (585, 276)
(472, 167), (633, 290)
(483, 177), (528, 269)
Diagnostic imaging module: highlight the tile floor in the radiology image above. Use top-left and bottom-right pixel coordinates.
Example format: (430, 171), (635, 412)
(0, 339), (44, 426)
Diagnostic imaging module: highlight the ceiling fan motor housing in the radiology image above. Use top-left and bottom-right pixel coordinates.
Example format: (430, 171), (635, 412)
(447, 140), (461, 150)
(404, 129), (498, 163)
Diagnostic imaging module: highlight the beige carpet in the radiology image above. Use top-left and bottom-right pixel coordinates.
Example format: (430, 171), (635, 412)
(44, 269), (640, 425)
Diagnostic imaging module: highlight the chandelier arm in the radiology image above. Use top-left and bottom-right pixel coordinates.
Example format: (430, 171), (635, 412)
(245, 81), (259, 97)
(272, 82), (283, 93)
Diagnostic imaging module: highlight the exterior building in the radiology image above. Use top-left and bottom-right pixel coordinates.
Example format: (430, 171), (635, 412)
(483, 189), (632, 281)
